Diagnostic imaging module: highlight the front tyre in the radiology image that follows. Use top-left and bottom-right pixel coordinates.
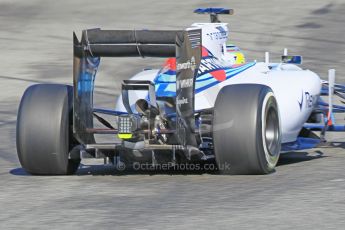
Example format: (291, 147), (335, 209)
(16, 84), (80, 175)
(212, 84), (281, 175)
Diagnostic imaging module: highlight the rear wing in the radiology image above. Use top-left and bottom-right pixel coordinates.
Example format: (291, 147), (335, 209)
(73, 28), (201, 146)
(73, 29), (183, 58)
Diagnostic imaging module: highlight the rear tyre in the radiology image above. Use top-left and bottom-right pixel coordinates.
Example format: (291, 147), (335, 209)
(212, 84), (281, 175)
(16, 84), (80, 175)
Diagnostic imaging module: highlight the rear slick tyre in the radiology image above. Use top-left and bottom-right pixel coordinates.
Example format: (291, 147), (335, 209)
(212, 84), (281, 175)
(16, 84), (80, 175)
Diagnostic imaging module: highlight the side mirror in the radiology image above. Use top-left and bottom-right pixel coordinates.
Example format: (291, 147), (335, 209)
(282, 55), (302, 64)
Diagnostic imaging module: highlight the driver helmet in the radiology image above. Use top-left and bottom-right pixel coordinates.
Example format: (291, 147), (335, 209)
(223, 43), (246, 66)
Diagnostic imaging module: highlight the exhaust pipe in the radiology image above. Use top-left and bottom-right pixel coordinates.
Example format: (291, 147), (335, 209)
(135, 99), (159, 117)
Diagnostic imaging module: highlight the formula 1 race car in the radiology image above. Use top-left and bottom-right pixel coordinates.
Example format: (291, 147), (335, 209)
(16, 8), (345, 175)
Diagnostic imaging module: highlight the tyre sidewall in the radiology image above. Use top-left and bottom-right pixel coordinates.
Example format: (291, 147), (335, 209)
(256, 88), (281, 174)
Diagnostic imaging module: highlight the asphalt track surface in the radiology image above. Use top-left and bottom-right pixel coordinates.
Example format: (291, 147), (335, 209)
(1, 0), (345, 229)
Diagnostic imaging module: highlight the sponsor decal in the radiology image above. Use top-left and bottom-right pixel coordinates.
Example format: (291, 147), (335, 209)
(176, 56), (196, 71)
(198, 58), (223, 73)
(305, 92), (316, 109)
(177, 78), (194, 90)
(198, 57), (226, 81)
(176, 97), (189, 105)
(298, 91), (304, 110)
(206, 26), (228, 40)
(298, 90), (316, 110)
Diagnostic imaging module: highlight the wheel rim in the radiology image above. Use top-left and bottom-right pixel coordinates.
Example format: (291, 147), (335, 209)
(265, 106), (280, 156)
